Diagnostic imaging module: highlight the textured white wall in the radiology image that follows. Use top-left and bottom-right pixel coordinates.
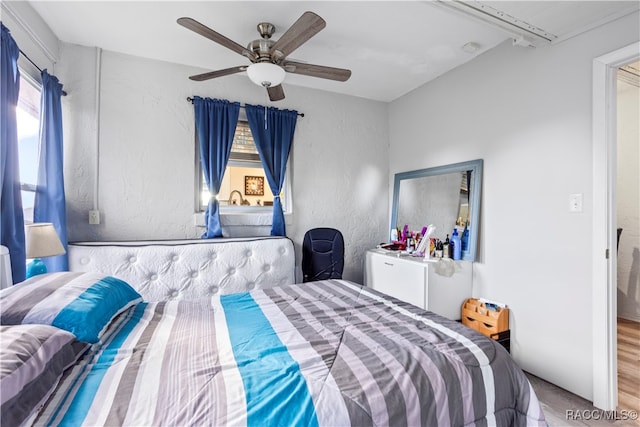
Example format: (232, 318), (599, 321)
(61, 45), (115, 243)
(57, 47), (389, 283)
(617, 79), (640, 322)
(388, 12), (639, 401)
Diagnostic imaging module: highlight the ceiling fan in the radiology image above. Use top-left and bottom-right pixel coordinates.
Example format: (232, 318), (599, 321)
(177, 11), (351, 101)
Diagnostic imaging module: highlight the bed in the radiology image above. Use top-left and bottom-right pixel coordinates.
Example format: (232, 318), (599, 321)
(0, 239), (546, 426)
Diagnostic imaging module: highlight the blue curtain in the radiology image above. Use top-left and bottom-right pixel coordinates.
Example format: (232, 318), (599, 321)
(194, 97), (240, 238)
(33, 70), (68, 271)
(245, 104), (298, 236)
(0, 23), (26, 283)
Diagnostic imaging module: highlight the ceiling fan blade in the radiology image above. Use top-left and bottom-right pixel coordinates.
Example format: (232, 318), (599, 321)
(267, 85), (285, 101)
(177, 17), (256, 61)
(189, 66), (247, 81)
(283, 61), (351, 82)
(270, 11), (326, 60)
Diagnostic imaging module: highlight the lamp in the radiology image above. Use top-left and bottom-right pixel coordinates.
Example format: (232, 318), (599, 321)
(0, 246), (12, 289)
(25, 223), (65, 278)
(246, 63), (285, 88)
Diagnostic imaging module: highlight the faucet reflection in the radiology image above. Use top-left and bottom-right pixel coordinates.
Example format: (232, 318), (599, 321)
(228, 190), (250, 206)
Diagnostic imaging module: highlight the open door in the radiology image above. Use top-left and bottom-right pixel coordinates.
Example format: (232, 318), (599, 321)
(592, 42), (640, 411)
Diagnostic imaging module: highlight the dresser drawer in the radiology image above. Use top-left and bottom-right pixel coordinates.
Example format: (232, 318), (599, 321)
(365, 249), (472, 320)
(365, 251), (426, 309)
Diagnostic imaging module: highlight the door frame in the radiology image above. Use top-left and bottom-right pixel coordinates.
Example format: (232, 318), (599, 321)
(592, 41), (639, 411)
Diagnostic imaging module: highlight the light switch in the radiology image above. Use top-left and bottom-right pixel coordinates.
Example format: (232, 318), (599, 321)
(569, 194), (583, 213)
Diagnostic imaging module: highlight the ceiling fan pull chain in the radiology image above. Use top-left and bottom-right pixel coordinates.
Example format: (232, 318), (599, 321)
(264, 105), (268, 130)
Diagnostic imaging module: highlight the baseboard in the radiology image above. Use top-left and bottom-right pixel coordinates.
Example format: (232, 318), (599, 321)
(617, 313), (640, 323)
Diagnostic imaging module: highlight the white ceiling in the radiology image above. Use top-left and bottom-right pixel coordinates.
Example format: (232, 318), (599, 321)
(25, 1), (640, 102)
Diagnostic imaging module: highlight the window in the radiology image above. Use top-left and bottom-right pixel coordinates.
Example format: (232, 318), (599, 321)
(196, 120), (290, 214)
(16, 74), (41, 224)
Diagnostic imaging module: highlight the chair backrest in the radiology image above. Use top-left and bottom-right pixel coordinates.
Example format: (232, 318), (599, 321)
(302, 228), (344, 282)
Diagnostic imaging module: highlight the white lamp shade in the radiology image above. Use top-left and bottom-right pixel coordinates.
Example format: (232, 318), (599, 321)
(0, 245), (12, 289)
(25, 223), (66, 259)
(246, 63), (285, 88)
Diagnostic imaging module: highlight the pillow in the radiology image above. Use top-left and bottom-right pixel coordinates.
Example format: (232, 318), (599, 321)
(0, 272), (142, 343)
(0, 324), (87, 427)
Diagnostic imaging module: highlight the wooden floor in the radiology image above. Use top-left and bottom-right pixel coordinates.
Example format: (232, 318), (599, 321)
(526, 318), (639, 426)
(618, 318), (640, 415)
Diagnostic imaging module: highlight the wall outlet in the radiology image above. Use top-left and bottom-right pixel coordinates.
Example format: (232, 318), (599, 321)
(89, 210), (101, 225)
(569, 193), (583, 213)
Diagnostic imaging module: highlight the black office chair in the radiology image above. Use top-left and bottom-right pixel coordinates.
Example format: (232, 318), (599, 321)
(302, 228), (344, 282)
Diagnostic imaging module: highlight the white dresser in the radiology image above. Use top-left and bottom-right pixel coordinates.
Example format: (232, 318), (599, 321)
(364, 249), (473, 320)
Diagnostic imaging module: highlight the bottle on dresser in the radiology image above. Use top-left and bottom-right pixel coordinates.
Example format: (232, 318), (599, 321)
(443, 234), (450, 258)
(435, 239), (443, 258)
(451, 228), (462, 260)
(461, 225), (469, 252)
(406, 232), (414, 253)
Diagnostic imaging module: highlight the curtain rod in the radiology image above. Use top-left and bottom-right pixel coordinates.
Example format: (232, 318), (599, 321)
(19, 49), (68, 96)
(186, 97), (304, 117)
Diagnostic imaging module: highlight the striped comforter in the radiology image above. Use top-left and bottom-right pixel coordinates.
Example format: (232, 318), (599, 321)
(35, 280), (545, 426)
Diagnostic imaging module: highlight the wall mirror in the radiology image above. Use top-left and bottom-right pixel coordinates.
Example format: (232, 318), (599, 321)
(391, 159), (483, 261)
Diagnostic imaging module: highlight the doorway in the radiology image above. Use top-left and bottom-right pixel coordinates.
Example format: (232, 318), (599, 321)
(616, 61), (639, 414)
(592, 42), (639, 411)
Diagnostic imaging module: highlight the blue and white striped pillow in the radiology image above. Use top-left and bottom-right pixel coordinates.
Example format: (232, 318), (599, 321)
(0, 272), (142, 343)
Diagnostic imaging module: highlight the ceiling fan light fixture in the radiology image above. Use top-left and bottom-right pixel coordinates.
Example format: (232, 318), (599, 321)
(247, 63), (285, 87)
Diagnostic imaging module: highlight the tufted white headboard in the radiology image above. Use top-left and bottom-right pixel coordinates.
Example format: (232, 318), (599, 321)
(68, 237), (295, 302)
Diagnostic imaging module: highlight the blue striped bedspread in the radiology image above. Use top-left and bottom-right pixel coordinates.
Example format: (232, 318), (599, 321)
(35, 279), (546, 426)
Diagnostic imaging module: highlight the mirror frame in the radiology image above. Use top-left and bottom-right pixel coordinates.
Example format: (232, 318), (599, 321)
(390, 159), (483, 261)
